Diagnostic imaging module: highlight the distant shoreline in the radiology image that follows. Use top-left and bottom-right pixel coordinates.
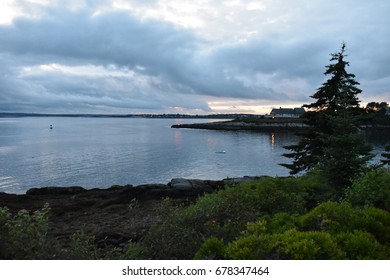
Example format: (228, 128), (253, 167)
(0, 112), (249, 119)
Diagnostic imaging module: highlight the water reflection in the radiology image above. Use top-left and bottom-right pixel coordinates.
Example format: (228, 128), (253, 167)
(0, 117), (388, 194)
(270, 132), (275, 149)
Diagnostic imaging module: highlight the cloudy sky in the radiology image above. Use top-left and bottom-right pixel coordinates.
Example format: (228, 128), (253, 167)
(0, 0), (389, 114)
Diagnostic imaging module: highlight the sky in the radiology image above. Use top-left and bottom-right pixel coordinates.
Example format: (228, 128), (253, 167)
(0, 0), (389, 115)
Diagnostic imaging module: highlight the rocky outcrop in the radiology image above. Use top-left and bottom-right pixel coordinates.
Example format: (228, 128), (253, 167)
(171, 120), (309, 131)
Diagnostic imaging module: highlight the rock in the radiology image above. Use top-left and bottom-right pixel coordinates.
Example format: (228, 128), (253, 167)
(224, 176), (271, 184)
(169, 178), (216, 193)
(137, 184), (169, 190)
(26, 186), (87, 195)
(170, 178), (193, 190)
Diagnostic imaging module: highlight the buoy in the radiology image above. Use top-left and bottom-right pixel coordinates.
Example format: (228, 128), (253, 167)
(50, 125), (53, 129)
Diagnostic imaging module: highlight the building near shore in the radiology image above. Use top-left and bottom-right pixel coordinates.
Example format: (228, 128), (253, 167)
(270, 107), (306, 118)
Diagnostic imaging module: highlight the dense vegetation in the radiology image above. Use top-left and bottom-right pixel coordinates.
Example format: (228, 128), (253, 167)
(1, 168), (389, 259)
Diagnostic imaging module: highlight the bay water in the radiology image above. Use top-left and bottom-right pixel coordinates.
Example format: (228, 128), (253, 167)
(0, 117), (387, 194)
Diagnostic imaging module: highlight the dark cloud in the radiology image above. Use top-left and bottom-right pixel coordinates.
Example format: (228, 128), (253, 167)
(0, 1), (389, 113)
(0, 8), (281, 113)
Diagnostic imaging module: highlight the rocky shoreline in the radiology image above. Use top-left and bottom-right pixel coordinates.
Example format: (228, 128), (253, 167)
(0, 176), (265, 249)
(171, 119), (390, 134)
(171, 120), (309, 131)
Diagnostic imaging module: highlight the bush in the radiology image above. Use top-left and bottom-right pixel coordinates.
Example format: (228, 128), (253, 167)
(335, 231), (389, 259)
(61, 230), (101, 260)
(299, 202), (390, 244)
(345, 168), (390, 211)
(122, 241), (144, 260)
(0, 204), (51, 259)
(194, 236), (226, 260)
(219, 201), (390, 260)
(262, 213), (297, 234)
(140, 177), (307, 259)
(292, 169), (338, 207)
(299, 202), (361, 233)
(226, 229), (345, 260)
(0, 205), (111, 260)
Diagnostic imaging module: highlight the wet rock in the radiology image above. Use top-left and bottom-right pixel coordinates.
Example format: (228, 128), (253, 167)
(26, 186), (87, 195)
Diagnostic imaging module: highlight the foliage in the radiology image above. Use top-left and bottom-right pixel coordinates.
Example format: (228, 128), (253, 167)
(221, 202), (390, 260)
(318, 113), (372, 190)
(60, 230), (101, 260)
(345, 168), (390, 211)
(138, 177), (307, 259)
(289, 169), (337, 206)
(0, 204), (114, 260)
(281, 43), (372, 191)
(193, 236), (226, 260)
(122, 240), (144, 260)
(299, 202), (390, 244)
(137, 173), (390, 260)
(2, 171), (389, 260)
(335, 231), (388, 259)
(381, 144), (390, 166)
(0, 204), (51, 259)
(226, 229), (345, 260)
(366, 101), (388, 111)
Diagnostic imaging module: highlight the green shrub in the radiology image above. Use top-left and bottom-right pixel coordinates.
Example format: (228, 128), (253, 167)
(356, 206), (390, 245)
(299, 202), (360, 233)
(239, 177), (307, 215)
(122, 241), (144, 260)
(0, 205), (111, 260)
(135, 175), (389, 260)
(226, 229), (345, 260)
(225, 233), (279, 260)
(0, 204), (51, 259)
(140, 177), (307, 259)
(281, 230), (345, 260)
(299, 202), (390, 244)
(335, 231), (389, 259)
(222, 201), (389, 260)
(61, 230), (101, 260)
(263, 213), (297, 234)
(345, 168), (390, 211)
(292, 169), (337, 207)
(194, 236), (226, 260)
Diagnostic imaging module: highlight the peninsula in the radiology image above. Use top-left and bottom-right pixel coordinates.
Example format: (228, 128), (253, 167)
(172, 117), (309, 131)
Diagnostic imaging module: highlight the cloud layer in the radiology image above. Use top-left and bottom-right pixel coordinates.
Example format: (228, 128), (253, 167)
(0, 0), (389, 114)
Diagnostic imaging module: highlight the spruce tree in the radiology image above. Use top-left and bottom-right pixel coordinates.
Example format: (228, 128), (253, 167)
(381, 144), (390, 166)
(281, 43), (372, 191)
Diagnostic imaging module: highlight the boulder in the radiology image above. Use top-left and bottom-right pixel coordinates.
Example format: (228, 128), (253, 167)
(169, 178), (216, 193)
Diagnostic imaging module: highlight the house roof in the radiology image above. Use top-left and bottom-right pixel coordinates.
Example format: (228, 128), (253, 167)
(293, 107), (306, 114)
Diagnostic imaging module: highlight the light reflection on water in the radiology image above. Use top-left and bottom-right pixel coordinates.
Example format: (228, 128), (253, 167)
(0, 117), (388, 194)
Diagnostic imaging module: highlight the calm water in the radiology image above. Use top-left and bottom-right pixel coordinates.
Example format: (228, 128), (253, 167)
(0, 117), (388, 194)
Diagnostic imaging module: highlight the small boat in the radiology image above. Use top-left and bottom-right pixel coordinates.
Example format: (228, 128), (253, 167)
(50, 125), (53, 129)
(215, 151), (226, 154)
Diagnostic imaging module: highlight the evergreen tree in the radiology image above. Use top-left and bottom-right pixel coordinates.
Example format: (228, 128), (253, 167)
(281, 43), (372, 191)
(381, 144), (390, 166)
